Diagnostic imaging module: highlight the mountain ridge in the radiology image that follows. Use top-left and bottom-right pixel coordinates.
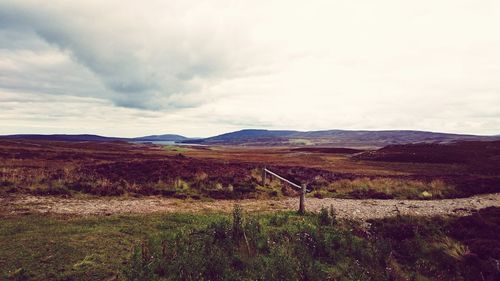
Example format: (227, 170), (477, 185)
(2, 129), (499, 148)
(132, 134), (188, 142)
(180, 129), (500, 148)
(0, 134), (190, 142)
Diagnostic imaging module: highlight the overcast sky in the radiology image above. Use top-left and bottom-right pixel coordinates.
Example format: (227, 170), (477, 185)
(1, 0), (499, 137)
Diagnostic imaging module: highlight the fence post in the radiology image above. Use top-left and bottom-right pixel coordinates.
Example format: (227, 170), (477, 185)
(262, 167), (266, 186)
(298, 184), (306, 214)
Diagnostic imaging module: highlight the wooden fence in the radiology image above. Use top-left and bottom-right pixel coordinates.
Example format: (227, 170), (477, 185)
(261, 167), (309, 214)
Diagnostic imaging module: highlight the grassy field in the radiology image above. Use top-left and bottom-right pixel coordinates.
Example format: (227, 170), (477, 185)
(0, 213), (224, 280)
(1, 207), (499, 281)
(162, 145), (192, 153)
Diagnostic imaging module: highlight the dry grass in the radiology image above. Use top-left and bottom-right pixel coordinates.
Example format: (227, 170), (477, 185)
(322, 178), (455, 199)
(0, 156), (460, 200)
(0, 139), (495, 200)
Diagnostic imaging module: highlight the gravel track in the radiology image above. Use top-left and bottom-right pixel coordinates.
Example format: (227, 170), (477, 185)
(1, 193), (499, 220)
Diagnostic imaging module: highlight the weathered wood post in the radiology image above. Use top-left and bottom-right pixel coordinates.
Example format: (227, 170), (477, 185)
(298, 183), (306, 214)
(262, 167), (266, 186)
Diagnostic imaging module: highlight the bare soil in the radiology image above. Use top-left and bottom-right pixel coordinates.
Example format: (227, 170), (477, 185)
(2, 193), (499, 220)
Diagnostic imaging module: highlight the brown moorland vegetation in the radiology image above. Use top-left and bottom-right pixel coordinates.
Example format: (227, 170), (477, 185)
(0, 139), (499, 200)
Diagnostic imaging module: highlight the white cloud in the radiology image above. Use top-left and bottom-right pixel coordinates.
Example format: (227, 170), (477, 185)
(0, 0), (499, 136)
(0, 0), (261, 109)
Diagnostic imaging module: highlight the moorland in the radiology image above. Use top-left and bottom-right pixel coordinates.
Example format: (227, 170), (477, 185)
(1, 136), (500, 280)
(1, 138), (499, 200)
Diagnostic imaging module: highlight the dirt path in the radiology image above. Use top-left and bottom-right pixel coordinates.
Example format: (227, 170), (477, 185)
(2, 193), (499, 220)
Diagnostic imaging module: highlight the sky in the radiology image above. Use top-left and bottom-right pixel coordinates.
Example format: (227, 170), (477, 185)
(0, 0), (499, 137)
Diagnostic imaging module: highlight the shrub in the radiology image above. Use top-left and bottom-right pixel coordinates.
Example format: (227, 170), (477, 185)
(232, 204), (244, 242)
(329, 178), (455, 199)
(312, 189), (330, 199)
(89, 179), (125, 196)
(152, 180), (170, 191)
(268, 190), (279, 197)
(0, 179), (13, 187)
(173, 178), (190, 191)
(125, 207), (498, 281)
(4, 268), (32, 281)
(329, 205), (337, 225)
(67, 181), (93, 193)
(259, 246), (299, 281)
(31, 181), (71, 196)
(319, 207), (331, 226)
(214, 182), (223, 190)
(224, 184), (234, 193)
(269, 213), (289, 227)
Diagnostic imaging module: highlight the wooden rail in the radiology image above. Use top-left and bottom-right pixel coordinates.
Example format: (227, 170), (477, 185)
(263, 168), (302, 190)
(262, 167), (309, 214)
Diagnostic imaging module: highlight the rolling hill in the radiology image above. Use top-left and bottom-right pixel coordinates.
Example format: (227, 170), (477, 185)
(2, 129), (499, 148)
(132, 134), (189, 142)
(181, 129), (500, 148)
(0, 134), (190, 142)
(0, 134), (124, 142)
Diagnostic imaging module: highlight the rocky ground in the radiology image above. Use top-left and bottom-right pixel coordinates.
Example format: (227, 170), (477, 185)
(1, 193), (499, 220)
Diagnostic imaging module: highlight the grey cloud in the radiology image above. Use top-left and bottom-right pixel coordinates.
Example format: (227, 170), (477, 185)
(0, 1), (246, 110)
(2, 1), (499, 136)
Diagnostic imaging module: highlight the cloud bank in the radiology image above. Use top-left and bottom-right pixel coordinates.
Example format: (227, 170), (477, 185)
(1, 0), (499, 136)
(0, 0), (257, 109)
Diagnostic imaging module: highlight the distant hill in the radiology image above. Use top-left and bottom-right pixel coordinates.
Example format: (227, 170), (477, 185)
(2, 130), (499, 148)
(0, 134), (124, 142)
(0, 133), (190, 142)
(203, 129), (297, 141)
(181, 129), (500, 148)
(132, 134), (188, 142)
(354, 140), (500, 165)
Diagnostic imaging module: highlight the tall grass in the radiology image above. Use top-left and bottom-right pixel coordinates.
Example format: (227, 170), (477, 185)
(324, 177), (455, 199)
(2, 208), (498, 280)
(0, 165), (457, 200)
(124, 206), (495, 281)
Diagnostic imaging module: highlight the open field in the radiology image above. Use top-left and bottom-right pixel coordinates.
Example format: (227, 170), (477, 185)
(1, 207), (499, 280)
(1, 139), (499, 200)
(3, 1), (500, 280)
(1, 139), (499, 280)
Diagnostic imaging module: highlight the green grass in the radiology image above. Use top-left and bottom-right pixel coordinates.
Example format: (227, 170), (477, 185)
(288, 138), (313, 145)
(125, 208), (471, 281)
(162, 145), (191, 153)
(1, 207), (499, 281)
(0, 213), (224, 280)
